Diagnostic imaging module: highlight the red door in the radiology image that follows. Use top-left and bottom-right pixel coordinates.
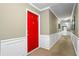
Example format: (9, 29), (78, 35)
(27, 10), (39, 52)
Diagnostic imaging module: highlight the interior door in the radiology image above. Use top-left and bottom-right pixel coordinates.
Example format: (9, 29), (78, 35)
(27, 10), (39, 53)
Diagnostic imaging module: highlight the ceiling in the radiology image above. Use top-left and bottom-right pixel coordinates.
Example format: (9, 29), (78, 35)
(32, 3), (75, 19)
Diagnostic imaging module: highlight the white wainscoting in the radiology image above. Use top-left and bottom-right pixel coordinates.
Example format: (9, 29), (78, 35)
(1, 31), (79, 56)
(77, 39), (79, 56)
(49, 32), (63, 49)
(69, 32), (78, 56)
(1, 37), (26, 56)
(61, 31), (79, 56)
(40, 31), (63, 50)
(0, 40), (1, 56)
(40, 35), (50, 49)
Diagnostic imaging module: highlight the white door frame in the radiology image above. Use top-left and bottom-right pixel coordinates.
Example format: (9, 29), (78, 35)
(26, 8), (40, 55)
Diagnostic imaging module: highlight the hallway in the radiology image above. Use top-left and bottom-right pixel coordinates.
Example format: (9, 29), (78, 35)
(0, 3), (79, 56)
(28, 35), (76, 56)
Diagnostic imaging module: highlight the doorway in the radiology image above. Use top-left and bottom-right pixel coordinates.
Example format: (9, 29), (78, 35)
(26, 9), (40, 53)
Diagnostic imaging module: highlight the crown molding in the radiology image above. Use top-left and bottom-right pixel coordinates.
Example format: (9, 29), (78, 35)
(29, 3), (59, 19)
(71, 3), (76, 17)
(29, 3), (41, 11)
(49, 7), (60, 20)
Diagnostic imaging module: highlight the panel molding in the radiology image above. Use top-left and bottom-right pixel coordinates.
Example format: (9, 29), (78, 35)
(1, 37), (25, 44)
(70, 32), (79, 56)
(40, 31), (63, 50)
(1, 37), (26, 56)
(40, 35), (50, 49)
(49, 32), (62, 49)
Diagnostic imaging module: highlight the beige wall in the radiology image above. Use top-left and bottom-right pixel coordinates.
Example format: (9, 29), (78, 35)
(49, 10), (57, 34)
(40, 9), (57, 35)
(0, 3), (40, 40)
(40, 9), (50, 35)
(74, 4), (79, 37)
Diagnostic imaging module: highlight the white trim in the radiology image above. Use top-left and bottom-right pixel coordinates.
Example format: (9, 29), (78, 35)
(29, 3), (41, 11)
(77, 40), (79, 56)
(40, 7), (50, 11)
(30, 3), (50, 11)
(27, 47), (39, 55)
(49, 32), (62, 49)
(26, 8), (40, 55)
(26, 8), (40, 16)
(40, 31), (63, 50)
(69, 32), (78, 56)
(71, 37), (77, 55)
(1, 37), (26, 56)
(39, 13), (40, 48)
(40, 35), (50, 49)
(71, 3), (76, 17)
(30, 3), (76, 21)
(49, 7), (60, 20)
(29, 4), (59, 19)
(30, 3), (76, 20)
(1, 37), (25, 44)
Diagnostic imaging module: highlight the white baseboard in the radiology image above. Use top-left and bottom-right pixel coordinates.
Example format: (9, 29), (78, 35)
(1, 37), (26, 56)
